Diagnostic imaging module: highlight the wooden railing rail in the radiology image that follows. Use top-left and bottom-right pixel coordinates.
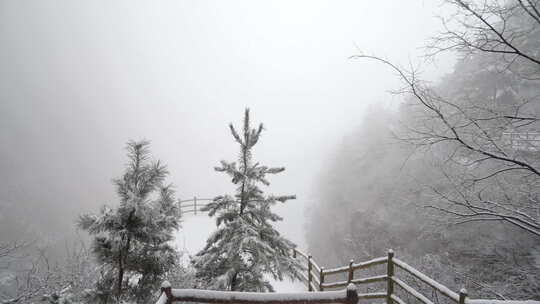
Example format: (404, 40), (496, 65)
(178, 198), (214, 203)
(320, 274), (387, 289)
(392, 258), (459, 302)
(292, 248), (388, 293)
(155, 281), (376, 304)
(168, 203), (540, 304)
(292, 249), (324, 292)
(322, 256), (387, 275)
(178, 197), (213, 216)
(291, 249), (540, 304)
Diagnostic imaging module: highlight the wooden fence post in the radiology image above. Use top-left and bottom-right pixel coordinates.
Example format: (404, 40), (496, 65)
(161, 281), (173, 304)
(319, 267), (325, 291)
(308, 255), (313, 291)
(387, 249), (394, 304)
(346, 283), (359, 304)
(459, 289), (468, 304)
(348, 259), (354, 283)
(194, 196), (197, 215)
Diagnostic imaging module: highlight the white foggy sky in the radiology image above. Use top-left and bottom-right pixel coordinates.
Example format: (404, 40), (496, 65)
(0, 1), (454, 246)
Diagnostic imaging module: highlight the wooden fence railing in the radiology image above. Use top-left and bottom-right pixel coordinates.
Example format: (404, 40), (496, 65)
(178, 197), (213, 216)
(292, 248), (540, 304)
(164, 204), (540, 304)
(156, 281), (364, 304)
(155, 249), (540, 304)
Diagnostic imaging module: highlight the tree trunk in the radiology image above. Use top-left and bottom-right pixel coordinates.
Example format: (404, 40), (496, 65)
(117, 251), (124, 299)
(117, 209), (135, 299)
(230, 272), (238, 291)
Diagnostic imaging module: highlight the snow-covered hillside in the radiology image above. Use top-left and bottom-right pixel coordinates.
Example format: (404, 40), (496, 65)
(175, 213), (306, 292)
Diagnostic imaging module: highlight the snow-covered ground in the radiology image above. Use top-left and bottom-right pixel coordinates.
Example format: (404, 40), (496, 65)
(175, 213), (306, 292)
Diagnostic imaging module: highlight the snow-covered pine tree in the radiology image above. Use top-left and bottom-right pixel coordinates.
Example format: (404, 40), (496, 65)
(78, 140), (180, 303)
(193, 108), (302, 292)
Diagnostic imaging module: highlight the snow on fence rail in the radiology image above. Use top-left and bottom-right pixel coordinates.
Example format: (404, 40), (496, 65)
(291, 248), (540, 304)
(155, 281), (372, 304)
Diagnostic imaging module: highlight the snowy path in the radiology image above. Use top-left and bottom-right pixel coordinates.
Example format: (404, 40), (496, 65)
(175, 214), (306, 292)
